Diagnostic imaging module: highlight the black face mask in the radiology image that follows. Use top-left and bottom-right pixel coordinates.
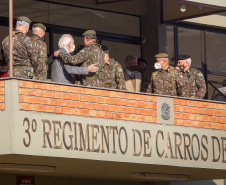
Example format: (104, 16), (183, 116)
(139, 68), (146, 73)
(130, 65), (138, 71)
(179, 64), (185, 72)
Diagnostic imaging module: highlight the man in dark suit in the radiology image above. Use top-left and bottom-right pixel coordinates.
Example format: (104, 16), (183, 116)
(51, 34), (97, 84)
(123, 55), (142, 92)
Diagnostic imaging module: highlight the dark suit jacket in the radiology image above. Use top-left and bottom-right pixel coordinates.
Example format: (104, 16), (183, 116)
(51, 48), (89, 84)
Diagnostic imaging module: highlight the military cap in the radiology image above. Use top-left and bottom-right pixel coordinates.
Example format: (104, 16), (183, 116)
(83, 30), (96, 36)
(17, 16), (31, 24)
(155, 53), (168, 58)
(101, 45), (109, 52)
(178, 55), (191, 60)
(32, 23), (46, 31)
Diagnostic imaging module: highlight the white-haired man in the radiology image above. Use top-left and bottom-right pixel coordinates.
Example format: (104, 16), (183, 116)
(31, 23), (48, 81)
(2, 16), (36, 79)
(176, 55), (206, 99)
(51, 34), (98, 84)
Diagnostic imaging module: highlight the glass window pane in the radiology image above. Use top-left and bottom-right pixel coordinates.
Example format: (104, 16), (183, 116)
(208, 74), (226, 100)
(178, 27), (202, 68)
(206, 31), (226, 72)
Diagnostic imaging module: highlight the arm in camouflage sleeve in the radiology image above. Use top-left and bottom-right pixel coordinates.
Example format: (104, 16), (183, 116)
(36, 42), (48, 79)
(115, 62), (126, 90)
(58, 48), (89, 65)
(26, 37), (37, 68)
(146, 73), (154, 93)
(195, 71), (207, 99)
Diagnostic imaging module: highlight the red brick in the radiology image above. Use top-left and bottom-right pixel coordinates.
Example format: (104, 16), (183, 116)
(183, 107), (191, 113)
(150, 110), (157, 117)
(216, 104), (224, 110)
(23, 96), (33, 103)
(140, 95), (149, 101)
(110, 105), (118, 112)
(42, 83), (51, 90)
(19, 81), (23, 87)
(68, 101), (77, 108)
(84, 103), (94, 109)
(60, 85), (68, 92)
(153, 103), (157, 109)
(71, 94), (80, 101)
(77, 102), (86, 109)
(133, 94), (141, 100)
(189, 114), (196, 120)
(55, 107), (63, 114)
(101, 104), (110, 111)
(68, 86), (77, 93)
(145, 102), (154, 109)
(181, 113), (189, 120)
(126, 93), (134, 100)
(0, 88), (4, 95)
(141, 109), (150, 116)
(33, 82), (42, 89)
(19, 103), (28, 110)
(210, 117), (217, 123)
(217, 117), (226, 124)
(187, 100), (194, 106)
(149, 96), (157, 102)
(84, 88), (93, 95)
(80, 95), (89, 101)
(206, 109), (214, 116)
(51, 99), (59, 106)
(109, 91), (118, 98)
(76, 87), (85, 94)
(209, 103), (217, 109)
(199, 108), (207, 115)
(36, 90), (45, 97)
(97, 111), (106, 118)
(203, 102), (210, 108)
(98, 97), (106, 103)
(114, 113), (122, 119)
(101, 90), (110, 97)
(80, 109), (89, 116)
(45, 106), (55, 113)
(137, 115), (146, 122)
(27, 89), (37, 96)
(19, 88), (27, 95)
(191, 108), (199, 114)
(88, 96), (98, 103)
(0, 103), (5, 110)
(121, 99), (128, 106)
(89, 110), (97, 117)
(28, 104), (38, 111)
(174, 99), (180, 105)
(180, 100), (188, 106)
(106, 98), (114, 104)
(106, 112), (114, 119)
(19, 96), (24, 102)
(137, 101), (145, 108)
(72, 108), (81, 115)
(51, 84), (60, 91)
(118, 92), (126, 99)
(126, 107), (134, 114)
(63, 108), (72, 114)
(59, 100), (68, 107)
(176, 106), (184, 112)
(134, 108), (142, 115)
(221, 124), (226, 130)
(63, 93), (71, 100)
(205, 122), (213, 129)
(128, 100), (137, 107)
(194, 101), (203, 108)
(118, 106), (126, 113)
(55, 92), (63, 99)
(130, 114), (138, 121)
(122, 114), (130, 120)
(32, 97), (42, 104)
(23, 81), (33, 88)
(175, 119), (184, 126)
(214, 110), (222, 116)
(114, 99), (121, 105)
(46, 91), (55, 98)
(174, 113), (181, 119)
(93, 104), (100, 110)
(42, 98), (51, 105)
(213, 123), (222, 130)
(145, 116), (154, 123)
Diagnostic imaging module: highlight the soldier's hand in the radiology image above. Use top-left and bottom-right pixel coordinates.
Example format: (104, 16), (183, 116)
(54, 51), (60, 57)
(88, 64), (98, 73)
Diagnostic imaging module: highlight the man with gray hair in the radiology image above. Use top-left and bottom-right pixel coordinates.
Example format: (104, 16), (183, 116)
(54, 30), (105, 87)
(123, 55), (142, 92)
(176, 55), (206, 99)
(31, 23), (48, 81)
(51, 34), (98, 84)
(2, 16), (36, 79)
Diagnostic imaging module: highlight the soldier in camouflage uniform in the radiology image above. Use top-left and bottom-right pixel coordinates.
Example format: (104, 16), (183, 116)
(147, 53), (177, 96)
(175, 55), (206, 99)
(31, 23), (48, 81)
(54, 30), (104, 87)
(2, 16), (36, 79)
(101, 45), (126, 90)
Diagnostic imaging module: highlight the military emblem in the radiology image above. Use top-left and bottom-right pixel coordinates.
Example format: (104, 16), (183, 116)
(118, 68), (123, 72)
(161, 102), (170, 120)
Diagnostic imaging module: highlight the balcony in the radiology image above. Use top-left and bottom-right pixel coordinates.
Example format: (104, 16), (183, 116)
(0, 78), (225, 181)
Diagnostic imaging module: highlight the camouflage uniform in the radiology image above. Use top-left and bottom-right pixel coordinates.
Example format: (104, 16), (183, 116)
(31, 34), (48, 81)
(2, 30), (36, 79)
(58, 41), (104, 87)
(102, 58), (126, 90)
(147, 66), (177, 96)
(175, 68), (206, 99)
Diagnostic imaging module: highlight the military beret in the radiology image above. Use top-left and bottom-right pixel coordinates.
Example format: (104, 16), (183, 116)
(17, 16), (31, 24)
(101, 45), (109, 52)
(178, 55), (191, 60)
(155, 53), (168, 58)
(32, 23), (46, 31)
(83, 30), (96, 36)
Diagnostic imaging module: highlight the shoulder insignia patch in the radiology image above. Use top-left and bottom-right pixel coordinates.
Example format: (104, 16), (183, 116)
(118, 68), (123, 72)
(80, 50), (85, 53)
(198, 73), (203, 77)
(180, 75), (184, 78)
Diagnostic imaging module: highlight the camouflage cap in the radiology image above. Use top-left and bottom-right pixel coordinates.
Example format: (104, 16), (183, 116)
(32, 23), (46, 31)
(155, 53), (168, 58)
(17, 16), (31, 24)
(83, 30), (96, 36)
(178, 54), (191, 60)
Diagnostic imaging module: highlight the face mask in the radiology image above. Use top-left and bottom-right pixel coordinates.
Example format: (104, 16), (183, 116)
(70, 45), (75, 53)
(130, 65), (137, 71)
(179, 64), (185, 72)
(139, 68), (146, 73)
(154, 62), (161, 70)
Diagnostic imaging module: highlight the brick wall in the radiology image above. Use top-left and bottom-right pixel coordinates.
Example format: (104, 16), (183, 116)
(14, 80), (226, 131)
(0, 81), (4, 110)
